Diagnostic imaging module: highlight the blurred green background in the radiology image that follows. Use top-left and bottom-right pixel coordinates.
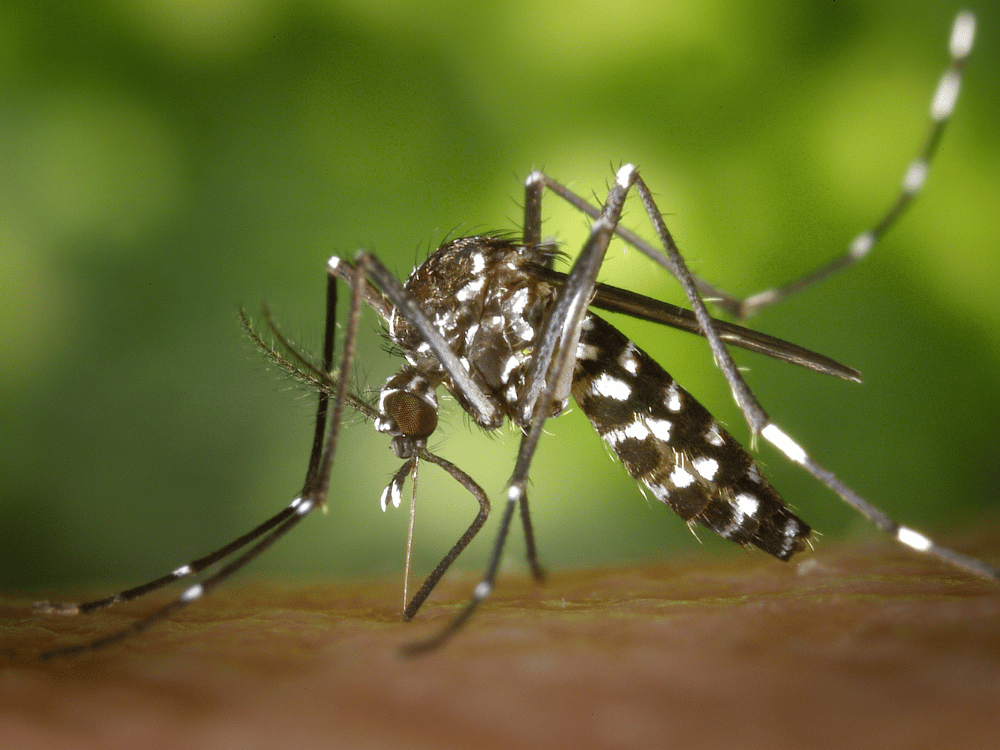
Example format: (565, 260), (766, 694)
(2, 0), (998, 597)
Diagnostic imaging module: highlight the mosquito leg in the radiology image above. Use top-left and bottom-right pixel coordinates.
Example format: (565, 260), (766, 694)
(523, 169), (544, 247)
(712, 11), (977, 319)
(632, 172), (999, 582)
(301, 272), (338, 495)
(536, 175), (689, 291)
(519, 490), (546, 583)
(795, 452), (1000, 580)
(401, 449), (491, 621)
(33, 503), (303, 617)
(36, 248), (355, 657)
(40, 505), (311, 660)
(518, 165), (639, 423)
(36, 276), (343, 619)
(305, 255), (368, 505)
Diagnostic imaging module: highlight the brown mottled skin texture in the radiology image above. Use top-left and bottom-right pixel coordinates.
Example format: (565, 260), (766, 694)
(4, 533), (999, 750)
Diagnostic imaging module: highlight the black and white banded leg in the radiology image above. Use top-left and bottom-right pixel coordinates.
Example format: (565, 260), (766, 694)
(718, 10), (978, 319)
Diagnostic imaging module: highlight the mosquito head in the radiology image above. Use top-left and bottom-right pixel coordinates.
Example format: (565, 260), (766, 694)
(374, 367), (440, 442)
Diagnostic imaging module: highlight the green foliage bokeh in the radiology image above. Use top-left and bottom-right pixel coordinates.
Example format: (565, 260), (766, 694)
(2, 0), (998, 593)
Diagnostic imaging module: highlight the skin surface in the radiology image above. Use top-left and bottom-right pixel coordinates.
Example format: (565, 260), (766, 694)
(4, 533), (999, 750)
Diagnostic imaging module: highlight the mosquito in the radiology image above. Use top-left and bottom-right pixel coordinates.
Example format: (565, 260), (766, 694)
(35, 11), (994, 659)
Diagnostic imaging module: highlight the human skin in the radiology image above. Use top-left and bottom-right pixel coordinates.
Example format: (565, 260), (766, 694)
(4, 534), (1000, 750)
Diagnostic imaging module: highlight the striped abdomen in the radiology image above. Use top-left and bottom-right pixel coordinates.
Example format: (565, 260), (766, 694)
(572, 313), (810, 560)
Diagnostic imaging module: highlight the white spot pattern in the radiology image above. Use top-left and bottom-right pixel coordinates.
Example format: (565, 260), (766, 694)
(665, 383), (681, 412)
(464, 322), (480, 348)
(902, 160), (927, 194)
(931, 71), (960, 120)
(456, 277), (485, 302)
(616, 164), (636, 189)
(618, 343), (640, 374)
(705, 422), (725, 447)
(762, 424), (807, 465)
(693, 456), (719, 480)
(508, 287), (530, 315)
(502, 353), (521, 383)
(850, 232), (875, 259)
(622, 420), (650, 441)
(591, 373), (632, 401)
(670, 466), (695, 488)
(646, 418), (672, 442)
(950, 11), (975, 58)
(734, 492), (760, 518)
(897, 526), (932, 552)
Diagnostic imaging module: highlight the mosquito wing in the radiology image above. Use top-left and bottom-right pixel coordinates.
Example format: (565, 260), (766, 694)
(528, 263), (861, 383)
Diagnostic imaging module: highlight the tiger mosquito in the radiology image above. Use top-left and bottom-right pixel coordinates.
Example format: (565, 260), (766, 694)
(35, 11), (995, 659)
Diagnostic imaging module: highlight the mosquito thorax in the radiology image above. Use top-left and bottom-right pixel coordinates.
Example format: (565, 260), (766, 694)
(387, 236), (561, 431)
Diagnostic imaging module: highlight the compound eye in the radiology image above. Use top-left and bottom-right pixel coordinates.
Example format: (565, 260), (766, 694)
(383, 390), (438, 440)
